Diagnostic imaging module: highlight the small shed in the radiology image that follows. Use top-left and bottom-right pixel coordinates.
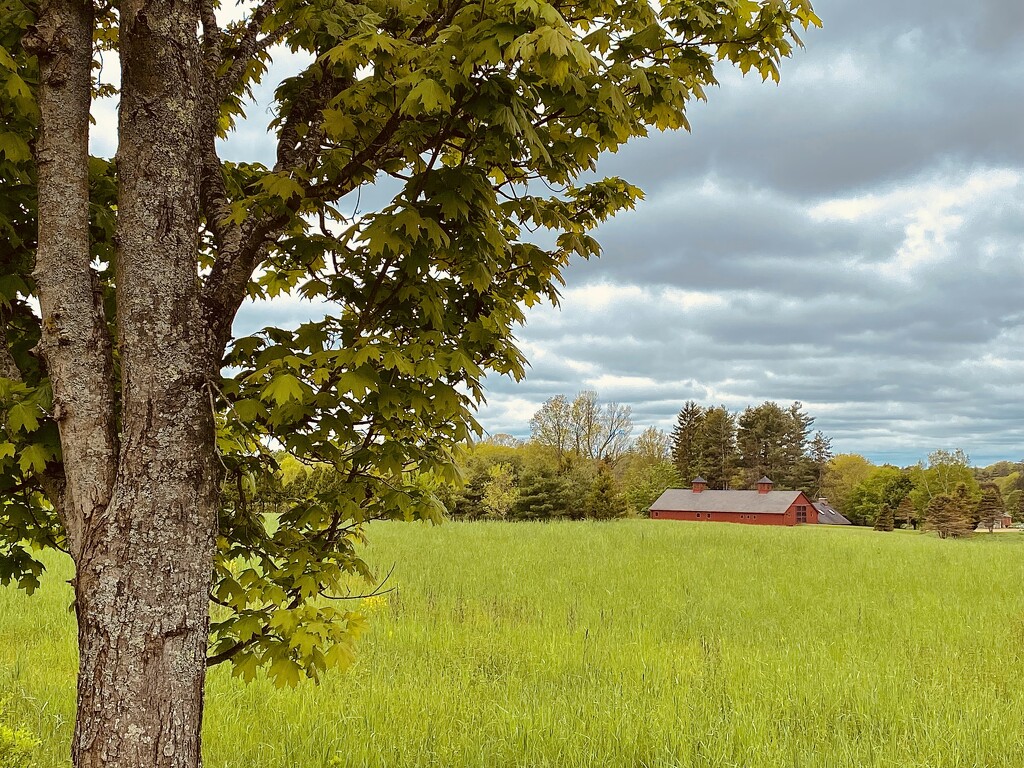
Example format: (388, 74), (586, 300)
(812, 498), (852, 526)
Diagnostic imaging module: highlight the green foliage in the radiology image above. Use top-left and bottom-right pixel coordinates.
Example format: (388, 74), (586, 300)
(845, 466), (913, 528)
(530, 391), (633, 464)
(0, 701), (40, 768)
(511, 468), (573, 520)
(821, 453), (875, 515)
(1, 0), (820, 686)
(975, 483), (1005, 533)
(619, 458), (682, 516)
(582, 463), (627, 520)
(923, 484), (974, 539)
(672, 400), (826, 491)
(874, 502), (894, 532)
(482, 462), (519, 519)
(909, 450), (980, 524)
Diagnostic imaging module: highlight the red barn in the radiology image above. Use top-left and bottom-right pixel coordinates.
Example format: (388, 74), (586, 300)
(649, 476), (818, 526)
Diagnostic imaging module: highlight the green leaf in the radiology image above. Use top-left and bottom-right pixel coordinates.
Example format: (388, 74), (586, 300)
(231, 652), (261, 683)
(7, 401), (41, 433)
(232, 398), (267, 422)
(0, 131), (31, 163)
(4, 74), (30, 100)
(268, 656), (302, 688)
(258, 173), (305, 201)
(0, 46), (16, 71)
(18, 444), (50, 475)
(400, 79), (454, 115)
(260, 374), (306, 405)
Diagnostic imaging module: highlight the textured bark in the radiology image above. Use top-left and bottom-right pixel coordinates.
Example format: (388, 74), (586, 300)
(29, 0), (117, 560)
(0, 322), (20, 381)
(64, 1), (219, 766)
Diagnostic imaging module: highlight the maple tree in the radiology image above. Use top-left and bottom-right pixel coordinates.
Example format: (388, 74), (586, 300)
(0, 0), (818, 764)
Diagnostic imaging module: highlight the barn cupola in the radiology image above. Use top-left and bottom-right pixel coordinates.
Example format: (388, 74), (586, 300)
(756, 476), (774, 494)
(691, 476), (707, 493)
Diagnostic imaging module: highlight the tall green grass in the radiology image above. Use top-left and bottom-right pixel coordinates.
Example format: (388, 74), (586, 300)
(3, 521), (1024, 767)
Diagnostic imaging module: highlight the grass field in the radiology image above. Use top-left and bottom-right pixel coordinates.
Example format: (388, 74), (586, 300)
(3, 520), (1024, 767)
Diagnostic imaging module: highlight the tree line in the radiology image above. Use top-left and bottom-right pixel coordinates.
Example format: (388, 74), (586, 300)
(439, 393), (840, 521)
(442, 391), (680, 520)
(821, 449), (1018, 536)
(669, 400), (833, 492)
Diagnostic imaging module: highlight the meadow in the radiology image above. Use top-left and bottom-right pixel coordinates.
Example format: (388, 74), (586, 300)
(3, 520), (1024, 767)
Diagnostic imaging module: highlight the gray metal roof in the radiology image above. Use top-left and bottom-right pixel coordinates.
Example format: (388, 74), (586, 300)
(650, 488), (802, 514)
(812, 501), (852, 525)
(757, 476), (774, 484)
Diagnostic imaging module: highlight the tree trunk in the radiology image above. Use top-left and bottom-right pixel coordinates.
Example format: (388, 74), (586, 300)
(65, 0), (218, 765)
(72, 416), (217, 767)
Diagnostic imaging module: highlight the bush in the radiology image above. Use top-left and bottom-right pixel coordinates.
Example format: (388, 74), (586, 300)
(0, 701), (40, 768)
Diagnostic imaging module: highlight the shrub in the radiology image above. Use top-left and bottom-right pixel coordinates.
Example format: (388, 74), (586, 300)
(0, 701), (40, 768)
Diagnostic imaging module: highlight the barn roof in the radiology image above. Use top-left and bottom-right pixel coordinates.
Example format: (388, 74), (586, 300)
(812, 500), (852, 525)
(649, 488), (803, 515)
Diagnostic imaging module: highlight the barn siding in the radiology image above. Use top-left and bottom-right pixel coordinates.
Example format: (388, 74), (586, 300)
(650, 492), (819, 527)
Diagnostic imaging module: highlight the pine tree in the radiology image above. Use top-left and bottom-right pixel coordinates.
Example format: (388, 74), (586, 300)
(697, 406), (738, 489)
(585, 464), (628, 520)
(976, 482), (1005, 533)
(670, 401), (706, 482)
(950, 482), (975, 537)
(511, 471), (571, 521)
(925, 486), (973, 539)
(874, 504), (894, 531)
(896, 496), (916, 529)
(924, 494), (955, 539)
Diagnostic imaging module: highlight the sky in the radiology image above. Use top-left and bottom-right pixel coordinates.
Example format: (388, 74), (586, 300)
(91, 0), (1024, 467)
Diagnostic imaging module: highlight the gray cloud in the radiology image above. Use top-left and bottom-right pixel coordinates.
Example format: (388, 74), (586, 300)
(217, 0), (1024, 468)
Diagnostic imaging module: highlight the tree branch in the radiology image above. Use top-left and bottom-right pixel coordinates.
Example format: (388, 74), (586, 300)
(216, 0), (290, 103)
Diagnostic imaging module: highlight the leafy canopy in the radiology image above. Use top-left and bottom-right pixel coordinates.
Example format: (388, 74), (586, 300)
(0, 0), (819, 686)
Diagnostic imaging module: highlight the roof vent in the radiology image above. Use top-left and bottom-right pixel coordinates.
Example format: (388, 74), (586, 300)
(757, 476), (774, 494)
(691, 477), (707, 493)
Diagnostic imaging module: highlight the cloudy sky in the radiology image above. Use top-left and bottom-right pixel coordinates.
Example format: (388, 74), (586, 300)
(91, 0), (1024, 467)
(473, 0), (1024, 466)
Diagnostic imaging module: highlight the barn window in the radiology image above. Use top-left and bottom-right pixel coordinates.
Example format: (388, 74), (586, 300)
(796, 509), (807, 523)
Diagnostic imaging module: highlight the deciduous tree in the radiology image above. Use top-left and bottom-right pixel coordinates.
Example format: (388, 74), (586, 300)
(820, 453), (875, 514)
(0, 0), (818, 764)
(910, 449), (979, 522)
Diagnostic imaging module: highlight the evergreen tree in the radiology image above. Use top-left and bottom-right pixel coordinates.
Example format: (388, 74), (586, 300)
(951, 482), (974, 536)
(737, 401), (807, 488)
(697, 406), (738, 489)
(976, 482), (1006, 533)
(925, 486), (973, 539)
(924, 494), (956, 539)
(511, 470), (571, 521)
(806, 431), (833, 497)
(874, 503), (894, 531)
(670, 401), (706, 482)
(896, 496), (917, 529)
(585, 464), (628, 520)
